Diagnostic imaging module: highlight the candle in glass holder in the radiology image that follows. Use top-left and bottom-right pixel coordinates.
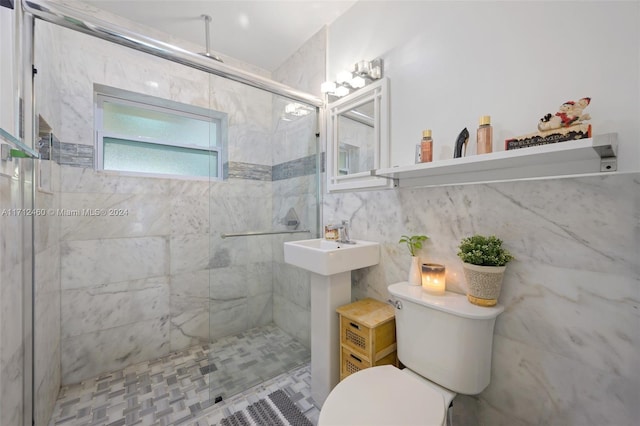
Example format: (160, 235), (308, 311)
(421, 263), (446, 294)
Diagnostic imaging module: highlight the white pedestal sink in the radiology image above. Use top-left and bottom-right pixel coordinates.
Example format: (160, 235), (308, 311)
(284, 239), (380, 406)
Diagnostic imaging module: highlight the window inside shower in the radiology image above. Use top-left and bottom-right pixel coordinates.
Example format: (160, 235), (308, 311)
(94, 87), (226, 179)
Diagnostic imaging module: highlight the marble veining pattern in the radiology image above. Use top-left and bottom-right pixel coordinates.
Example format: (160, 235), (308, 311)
(60, 237), (170, 290)
(1, 164), (29, 426)
(326, 172), (640, 426)
(34, 160), (63, 425)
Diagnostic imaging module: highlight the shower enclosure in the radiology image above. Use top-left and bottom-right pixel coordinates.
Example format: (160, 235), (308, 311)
(18, 2), (323, 424)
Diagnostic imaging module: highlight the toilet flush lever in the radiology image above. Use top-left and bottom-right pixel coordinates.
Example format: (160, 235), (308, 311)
(387, 299), (402, 310)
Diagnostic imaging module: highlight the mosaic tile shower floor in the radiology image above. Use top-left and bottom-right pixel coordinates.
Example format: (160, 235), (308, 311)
(49, 324), (316, 426)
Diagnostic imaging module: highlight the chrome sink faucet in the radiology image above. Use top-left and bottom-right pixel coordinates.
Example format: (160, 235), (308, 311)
(328, 220), (355, 244)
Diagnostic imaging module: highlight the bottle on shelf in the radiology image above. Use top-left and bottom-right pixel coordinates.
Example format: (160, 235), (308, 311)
(420, 129), (433, 163)
(477, 116), (493, 154)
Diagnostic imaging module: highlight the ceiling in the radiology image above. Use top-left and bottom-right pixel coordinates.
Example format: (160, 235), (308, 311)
(81, 0), (356, 71)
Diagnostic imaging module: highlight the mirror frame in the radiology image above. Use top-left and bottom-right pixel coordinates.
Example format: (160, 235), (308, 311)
(326, 77), (392, 192)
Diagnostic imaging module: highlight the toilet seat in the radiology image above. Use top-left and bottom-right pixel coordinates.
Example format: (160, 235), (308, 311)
(318, 365), (446, 426)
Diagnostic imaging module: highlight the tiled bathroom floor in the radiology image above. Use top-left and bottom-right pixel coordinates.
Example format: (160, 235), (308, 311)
(49, 324), (315, 426)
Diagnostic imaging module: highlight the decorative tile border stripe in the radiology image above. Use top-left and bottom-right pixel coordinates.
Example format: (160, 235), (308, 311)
(227, 161), (272, 181)
(272, 154), (323, 181)
(49, 140), (322, 180)
(51, 141), (94, 168)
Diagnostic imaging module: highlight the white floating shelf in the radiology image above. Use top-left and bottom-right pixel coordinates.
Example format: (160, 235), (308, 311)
(373, 133), (617, 188)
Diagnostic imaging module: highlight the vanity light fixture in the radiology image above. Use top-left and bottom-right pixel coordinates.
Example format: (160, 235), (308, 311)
(321, 58), (384, 98)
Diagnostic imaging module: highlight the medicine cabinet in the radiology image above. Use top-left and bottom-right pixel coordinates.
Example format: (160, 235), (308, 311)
(326, 78), (393, 192)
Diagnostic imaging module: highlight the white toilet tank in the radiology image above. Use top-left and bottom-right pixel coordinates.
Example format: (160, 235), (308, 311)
(388, 282), (504, 395)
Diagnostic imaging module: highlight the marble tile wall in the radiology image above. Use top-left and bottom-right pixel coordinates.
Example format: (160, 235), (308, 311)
(170, 177), (275, 351)
(34, 161), (62, 426)
(57, 167), (173, 385)
(324, 172), (640, 425)
(0, 156), (30, 426)
(1, 3), (27, 422)
(34, 13), (319, 390)
(270, 27), (326, 350)
(272, 27), (325, 99)
(56, 169), (278, 385)
(34, 19), (299, 386)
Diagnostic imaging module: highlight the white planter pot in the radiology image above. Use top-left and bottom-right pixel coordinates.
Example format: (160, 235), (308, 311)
(408, 256), (422, 286)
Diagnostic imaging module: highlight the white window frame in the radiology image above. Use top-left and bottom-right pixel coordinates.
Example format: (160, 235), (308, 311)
(94, 85), (227, 180)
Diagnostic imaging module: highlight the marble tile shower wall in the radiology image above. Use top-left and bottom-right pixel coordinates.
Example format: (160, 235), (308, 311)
(271, 173), (318, 350)
(0, 158), (32, 426)
(34, 161), (62, 426)
(57, 162), (317, 386)
(27, 19), (65, 425)
(58, 168), (275, 385)
(269, 27), (327, 350)
(324, 173), (640, 426)
(270, 117), (319, 349)
(34, 22), (280, 385)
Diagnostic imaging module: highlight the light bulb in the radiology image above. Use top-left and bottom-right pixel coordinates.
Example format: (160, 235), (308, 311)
(320, 81), (337, 93)
(370, 65), (381, 79)
(350, 76), (366, 89)
(334, 86), (350, 97)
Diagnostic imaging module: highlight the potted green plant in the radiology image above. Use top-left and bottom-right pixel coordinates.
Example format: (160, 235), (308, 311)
(399, 235), (429, 286)
(457, 235), (513, 306)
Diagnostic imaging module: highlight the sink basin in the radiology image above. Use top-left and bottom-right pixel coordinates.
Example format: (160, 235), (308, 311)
(284, 238), (380, 276)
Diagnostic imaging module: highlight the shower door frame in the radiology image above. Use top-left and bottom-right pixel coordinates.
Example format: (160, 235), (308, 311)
(22, 0), (323, 108)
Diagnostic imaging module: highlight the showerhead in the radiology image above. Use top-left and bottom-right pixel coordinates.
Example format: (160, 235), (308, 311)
(199, 14), (223, 63)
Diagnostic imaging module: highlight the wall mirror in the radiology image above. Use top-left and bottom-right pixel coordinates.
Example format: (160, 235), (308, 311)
(326, 77), (392, 192)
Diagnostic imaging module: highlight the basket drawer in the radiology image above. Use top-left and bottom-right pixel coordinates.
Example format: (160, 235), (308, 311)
(340, 317), (371, 355)
(340, 346), (398, 380)
(341, 347), (371, 379)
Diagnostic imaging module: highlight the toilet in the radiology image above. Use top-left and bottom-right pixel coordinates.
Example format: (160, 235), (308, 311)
(318, 282), (504, 426)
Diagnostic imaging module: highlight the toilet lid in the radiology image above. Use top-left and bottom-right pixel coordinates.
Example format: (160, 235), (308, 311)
(319, 365), (445, 426)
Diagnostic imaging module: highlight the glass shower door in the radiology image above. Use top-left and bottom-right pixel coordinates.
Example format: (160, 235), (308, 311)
(207, 79), (319, 403)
